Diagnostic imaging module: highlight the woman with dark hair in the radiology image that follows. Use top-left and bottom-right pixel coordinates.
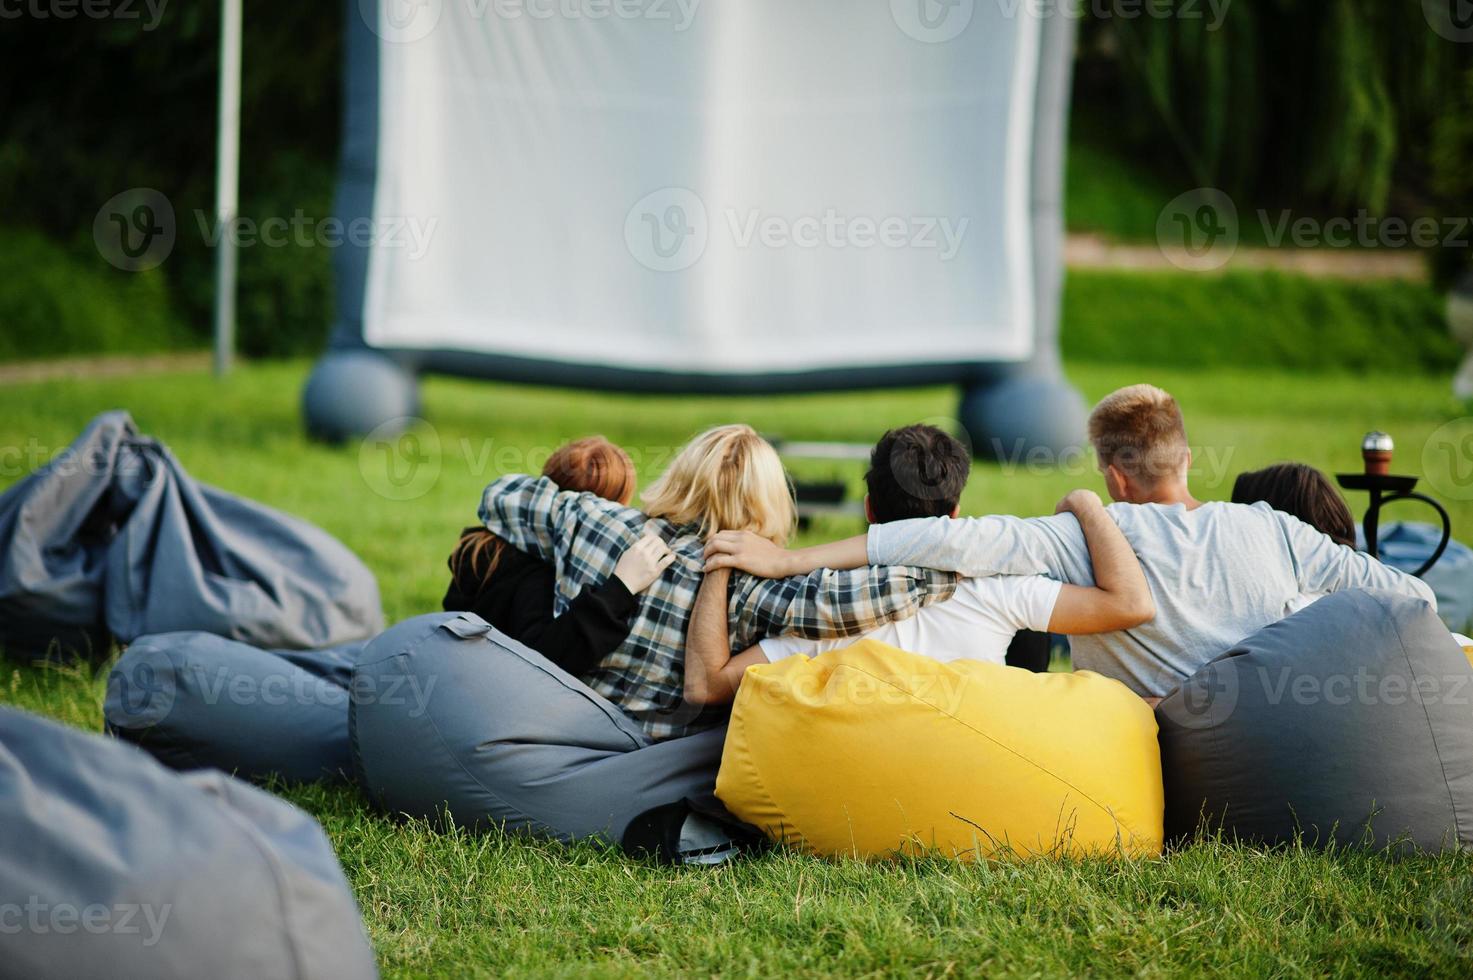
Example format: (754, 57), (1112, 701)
(1233, 461), (1473, 649)
(1231, 463), (1357, 548)
(443, 436), (674, 677)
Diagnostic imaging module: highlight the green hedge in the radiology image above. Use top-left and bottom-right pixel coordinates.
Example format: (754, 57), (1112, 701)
(0, 229), (189, 362)
(1062, 269), (1460, 374)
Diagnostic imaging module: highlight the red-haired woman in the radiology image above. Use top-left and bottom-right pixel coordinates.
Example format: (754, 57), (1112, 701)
(443, 436), (673, 676)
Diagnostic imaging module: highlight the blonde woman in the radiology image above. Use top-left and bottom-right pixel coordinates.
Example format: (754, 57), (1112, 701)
(479, 424), (956, 740)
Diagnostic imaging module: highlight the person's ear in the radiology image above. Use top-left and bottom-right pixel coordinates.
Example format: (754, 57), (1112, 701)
(948, 504), (960, 518)
(1181, 448), (1194, 483)
(1103, 464), (1129, 503)
(863, 494), (876, 525)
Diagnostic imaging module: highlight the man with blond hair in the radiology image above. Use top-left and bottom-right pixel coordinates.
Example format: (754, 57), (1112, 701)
(704, 384), (1436, 697)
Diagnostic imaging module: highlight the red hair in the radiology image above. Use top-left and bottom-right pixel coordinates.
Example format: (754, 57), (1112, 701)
(450, 436), (636, 589)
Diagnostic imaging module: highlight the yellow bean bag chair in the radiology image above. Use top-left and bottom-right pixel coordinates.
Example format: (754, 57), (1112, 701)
(716, 640), (1163, 860)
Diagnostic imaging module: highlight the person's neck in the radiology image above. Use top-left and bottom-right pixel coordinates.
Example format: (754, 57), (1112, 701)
(1140, 482), (1201, 509)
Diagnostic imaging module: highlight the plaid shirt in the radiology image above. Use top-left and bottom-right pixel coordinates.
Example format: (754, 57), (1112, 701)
(480, 474), (957, 741)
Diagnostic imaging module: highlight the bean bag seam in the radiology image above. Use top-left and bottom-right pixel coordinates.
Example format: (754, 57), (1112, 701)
(397, 651), (528, 831)
(117, 647), (211, 772)
(198, 781), (310, 980)
(1377, 592), (1465, 844)
(831, 662), (1153, 851)
(485, 638), (647, 751)
(725, 700), (811, 850)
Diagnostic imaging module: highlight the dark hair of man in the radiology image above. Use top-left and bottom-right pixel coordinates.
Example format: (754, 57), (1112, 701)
(1231, 462), (1357, 549)
(865, 424), (971, 524)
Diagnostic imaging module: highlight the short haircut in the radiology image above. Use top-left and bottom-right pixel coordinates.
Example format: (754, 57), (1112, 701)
(1087, 384), (1189, 485)
(1231, 463), (1357, 548)
(865, 424), (970, 524)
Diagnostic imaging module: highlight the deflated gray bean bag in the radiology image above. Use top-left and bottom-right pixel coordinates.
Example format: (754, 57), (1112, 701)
(104, 632), (363, 784)
(0, 411), (383, 660)
(0, 706), (377, 980)
(350, 612), (742, 858)
(1158, 589), (1473, 852)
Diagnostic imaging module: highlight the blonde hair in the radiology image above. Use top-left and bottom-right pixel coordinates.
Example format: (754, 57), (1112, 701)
(1087, 384), (1190, 485)
(641, 424), (796, 545)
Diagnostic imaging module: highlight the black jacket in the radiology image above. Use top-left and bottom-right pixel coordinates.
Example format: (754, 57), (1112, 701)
(442, 535), (636, 677)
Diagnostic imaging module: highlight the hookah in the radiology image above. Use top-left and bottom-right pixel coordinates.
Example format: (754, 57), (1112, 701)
(1335, 432), (1452, 577)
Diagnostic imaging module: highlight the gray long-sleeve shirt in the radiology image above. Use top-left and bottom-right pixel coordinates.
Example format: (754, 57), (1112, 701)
(867, 500), (1438, 696)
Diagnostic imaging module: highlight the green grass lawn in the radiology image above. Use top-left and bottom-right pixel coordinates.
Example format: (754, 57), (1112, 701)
(3, 360), (1473, 976)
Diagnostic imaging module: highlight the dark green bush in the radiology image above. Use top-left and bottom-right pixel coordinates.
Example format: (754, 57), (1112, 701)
(0, 229), (188, 361)
(0, 3), (342, 359)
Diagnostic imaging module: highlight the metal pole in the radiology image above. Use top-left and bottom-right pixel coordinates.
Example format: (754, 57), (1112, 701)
(213, 0), (242, 376)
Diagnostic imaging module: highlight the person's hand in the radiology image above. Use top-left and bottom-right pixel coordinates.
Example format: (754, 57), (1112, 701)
(704, 530), (791, 578)
(614, 529), (677, 594)
(1055, 489), (1104, 516)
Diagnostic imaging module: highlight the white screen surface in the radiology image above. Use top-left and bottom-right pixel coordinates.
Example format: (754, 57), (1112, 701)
(364, 1), (1040, 374)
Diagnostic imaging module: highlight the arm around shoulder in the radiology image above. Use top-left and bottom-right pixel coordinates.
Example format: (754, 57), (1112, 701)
(867, 513), (1089, 581)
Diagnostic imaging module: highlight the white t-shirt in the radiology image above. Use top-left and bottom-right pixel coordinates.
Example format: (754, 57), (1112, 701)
(758, 575), (1061, 665)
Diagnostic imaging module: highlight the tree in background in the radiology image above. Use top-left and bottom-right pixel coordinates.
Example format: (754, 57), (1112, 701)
(1079, 0), (1470, 220)
(0, 4), (342, 357)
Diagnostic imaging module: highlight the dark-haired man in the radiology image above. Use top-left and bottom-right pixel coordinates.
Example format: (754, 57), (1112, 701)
(682, 425), (1155, 704)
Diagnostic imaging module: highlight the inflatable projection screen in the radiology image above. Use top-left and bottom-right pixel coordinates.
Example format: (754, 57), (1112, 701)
(306, 0), (1085, 453)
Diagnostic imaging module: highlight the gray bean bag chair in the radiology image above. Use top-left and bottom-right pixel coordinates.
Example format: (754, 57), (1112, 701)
(0, 411), (383, 661)
(350, 612), (749, 861)
(0, 706), (377, 980)
(1158, 589), (1473, 852)
(104, 632), (363, 784)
